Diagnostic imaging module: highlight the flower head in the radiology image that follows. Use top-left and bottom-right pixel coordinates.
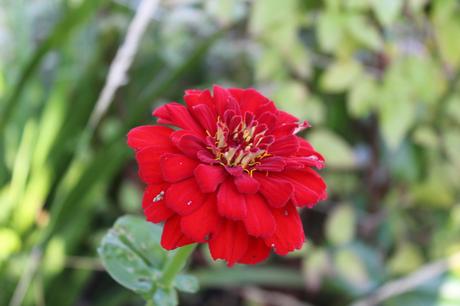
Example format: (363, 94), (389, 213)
(127, 86), (327, 266)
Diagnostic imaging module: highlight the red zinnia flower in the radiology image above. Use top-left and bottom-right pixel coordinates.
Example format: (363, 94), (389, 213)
(127, 86), (327, 266)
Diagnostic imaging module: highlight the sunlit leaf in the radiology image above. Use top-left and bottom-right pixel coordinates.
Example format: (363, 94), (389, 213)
(326, 204), (356, 246)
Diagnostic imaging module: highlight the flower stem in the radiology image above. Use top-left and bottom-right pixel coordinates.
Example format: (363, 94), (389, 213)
(160, 244), (197, 287)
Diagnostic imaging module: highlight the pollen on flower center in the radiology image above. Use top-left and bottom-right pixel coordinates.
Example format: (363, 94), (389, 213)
(207, 112), (274, 171)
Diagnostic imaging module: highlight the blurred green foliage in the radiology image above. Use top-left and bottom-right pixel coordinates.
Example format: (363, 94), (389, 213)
(1, 0), (460, 305)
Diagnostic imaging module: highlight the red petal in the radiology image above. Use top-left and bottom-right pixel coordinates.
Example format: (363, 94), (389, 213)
(208, 220), (249, 267)
(153, 102), (204, 136)
(142, 184), (173, 223)
(127, 125), (175, 151)
(217, 180), (247, 220)
(243, 194), (275, 238)
(180, 197), (220, 242)
(238, 237), (271, 264)
(184, 89), (214, 109)
(135, 147), (163, 184)
(190, 104), (217, 134)
(160, 153), (198, 183)
(234, 174), (260, 194)
(255, 156), (286, 172)
(165, 178), (206, 215)
(213, 85), (239, 116)
(194, 164), (227, 193)
(161, 215), (194, 250)
(170, 131), (205, 158)
(239, 88), (270, 113)
(269, 135), (299, 156)
(264, 204), (305, 255)
(255, 174), (293, 208)
(284, 169), (327, 208)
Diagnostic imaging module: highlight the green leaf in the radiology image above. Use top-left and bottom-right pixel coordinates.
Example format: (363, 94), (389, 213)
(174, 274), (199, 293)
(346, 14), (382, 50)
(347, 75), (378, 118)
(326, 204), (356, 245)
(433, 6), (460, 67)
(378, 90), (415, 150)
(98, 215), (168, 294)
(334, 247), (370, 290)
(321, 60), (363, 92)
(308, 130), (355, 169)
(371, 0), (403, 26)
(302, 247), (329, 290)
(152, 287), (178, 306)
(317, 11), (344, 52)
(388, 242), (424, 275)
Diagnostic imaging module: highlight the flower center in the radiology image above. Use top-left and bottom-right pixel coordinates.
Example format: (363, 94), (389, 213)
(207, 112), (274, 172)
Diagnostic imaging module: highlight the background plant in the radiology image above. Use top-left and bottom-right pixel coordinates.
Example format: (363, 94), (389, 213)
(1, 0), (460, 305)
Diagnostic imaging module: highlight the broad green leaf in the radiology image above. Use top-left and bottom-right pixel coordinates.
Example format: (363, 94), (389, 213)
(388, 243), (424, 275)
(98, 215), (168, 293)
(249, 0), (299, 51)
(334, 247), (370, 290)
(321, 60), (362, 92)
(302, 247), (329, 290)
(411, 174), (454, 208)
(273, 81), (309, 119)
(371, 0), (403, 26)
(348, 75), (378, 118)
(174, 274), (199, 293)
(308, 130), (355, 169)
(317, 11), (344, 52)
(378, 91), (415, 150)
(326, 204), (356, 245)
(433, 5), (460, 67)
(346, 14), (382, 50)
(412, 127), (439, 148)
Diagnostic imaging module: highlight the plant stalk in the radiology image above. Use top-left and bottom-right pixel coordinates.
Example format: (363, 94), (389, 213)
(160, 244), (197, 287)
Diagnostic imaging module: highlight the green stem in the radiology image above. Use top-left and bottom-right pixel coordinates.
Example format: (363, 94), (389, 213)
(160, 244), (197, 287)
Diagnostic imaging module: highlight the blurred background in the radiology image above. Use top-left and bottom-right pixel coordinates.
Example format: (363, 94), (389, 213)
(1, 0), (460, 305)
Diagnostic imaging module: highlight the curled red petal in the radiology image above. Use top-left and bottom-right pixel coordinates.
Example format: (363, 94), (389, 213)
(238, 237), (271, 264)
(127, 125), (175, 151)
(135, 147), (163, 184)
(153, 102), (204, 136)
(234, 174), (260, 194)
(255, 174), (293, 208)
(217, 180), (247, 220)
(170, 130), (205, 158)
(165, 178), (206, 215)
(243, 194), (276, 238)
(284, 169), (327, 208)
(194, 164), (227, 193)
(160, 153), (198, 183)
(209, 220), (249, 267)
(265, 204), (305, 255)
(180, 197), (220, 242)
(268, 135), (299, 156)
(161, 215), (194, 250)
